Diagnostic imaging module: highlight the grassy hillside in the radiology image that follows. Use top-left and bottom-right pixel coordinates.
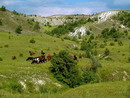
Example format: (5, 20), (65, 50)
(0, 9), (130, 97)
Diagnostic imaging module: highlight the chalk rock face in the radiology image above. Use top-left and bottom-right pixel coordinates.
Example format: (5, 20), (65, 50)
(97, 11), (119, 23)
(69, 26), (87, 37)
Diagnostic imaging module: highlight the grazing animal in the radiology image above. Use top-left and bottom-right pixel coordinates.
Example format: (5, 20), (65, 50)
(47, 54), (52, 61)
(26, 57), (34, 61)
(31, 55), (46, 64)
(29, 51), (35, 56)
(12, 56), (16, 60)
(79, 56), (82, 59)
(31, 57), (39, 64)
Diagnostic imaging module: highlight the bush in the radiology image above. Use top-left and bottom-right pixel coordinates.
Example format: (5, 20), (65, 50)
(30, 38), (35, 44)
(128, 57), (130, 63)
(0, 19), (2, 25)
(83, 69), (100, 83)
(50, 50), (83, 88)
(0, 57), (3, 61)
(4, 45), (9, 47)
(109, 42), (115, 46)
(15, 25), (22, 34)
(19, 53), (23, 57)
(0, 6), (6, 11)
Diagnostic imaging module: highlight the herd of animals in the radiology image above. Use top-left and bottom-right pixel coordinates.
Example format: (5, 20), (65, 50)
(12, 50), (81, 64)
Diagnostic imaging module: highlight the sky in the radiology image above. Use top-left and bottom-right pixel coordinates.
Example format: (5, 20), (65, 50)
(0, 0), (130, 16)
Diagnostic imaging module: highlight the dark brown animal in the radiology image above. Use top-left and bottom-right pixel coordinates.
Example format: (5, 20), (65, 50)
(29, 51), (35, 56)
(31, 55), (46, 64)
(79, 56), (82, 59)
(73, 55), (78, 61)
(12, 56), (16, 60)
(47, 54), (52, 61)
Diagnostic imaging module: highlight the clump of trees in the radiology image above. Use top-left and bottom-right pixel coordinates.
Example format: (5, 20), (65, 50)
(101, 27), (123, 38)
(0, 6), (6, 11)
(15, 25), (22, 34)
(50, 50), (101, 88)
(49, 19), (87, 36)
(115, 11), (130, 28)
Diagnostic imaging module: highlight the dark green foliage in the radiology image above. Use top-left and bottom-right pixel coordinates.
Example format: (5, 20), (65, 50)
(15, 25), (22, 34)
(0, 19), (2, 25)
(4, 44), (9, 47)
(128, 57), (130, 63)
(0, 6), (6, 11)
(50, 19), (87, 36)
(19, 53), (23, 57)
(82, 69), (100, 83)
(0, 57), (3, 61)
(13, 10), (19, 15)
(101, 28), (122, 38)
(30, 38), (35, 44)
(50, 50), (83, 88)
(33, 22), (40, 31)
(115, 11), (130, 28)
(80, 39), (94, 51)
(27, 19), (35, 25)
(118, 41), (123, 46)
(110, 42), (115, 46)
(104, 48), (110, 56)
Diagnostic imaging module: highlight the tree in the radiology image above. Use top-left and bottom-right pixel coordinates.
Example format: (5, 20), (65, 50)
(0, 6), (6, 11)
(15, 25), (22, 34)
(50, 50), (83, 88)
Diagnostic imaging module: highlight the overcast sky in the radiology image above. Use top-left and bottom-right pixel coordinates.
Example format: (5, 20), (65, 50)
(0, 0), (130, 16)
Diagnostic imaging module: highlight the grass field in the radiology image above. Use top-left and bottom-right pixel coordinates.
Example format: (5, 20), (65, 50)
(0, 31), (130, 97)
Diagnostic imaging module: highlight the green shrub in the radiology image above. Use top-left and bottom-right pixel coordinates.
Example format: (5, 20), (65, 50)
(110, 42), (115, 46)
(118, 41), (123, 46)
(4, 45), (9, 47)
(0, 57), (3, 61)
(30, 38), (35, 44)
(83, 69), (100, 83)
(15, 25), (22, 34)
(0, 19), (2, 25)
(50, 50), (83, 88)
(128, 57), (130, 63)
(19, 53), (23, 57)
